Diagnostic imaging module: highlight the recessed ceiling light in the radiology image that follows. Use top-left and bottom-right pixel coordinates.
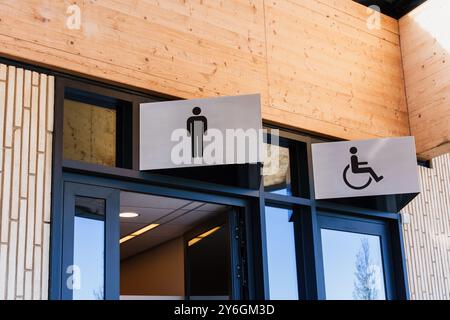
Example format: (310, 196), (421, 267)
(120, 212), (139, 218)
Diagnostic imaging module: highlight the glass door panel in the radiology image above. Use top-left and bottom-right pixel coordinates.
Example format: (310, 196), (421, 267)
(317, 213), (395, 300)
(321, 229), (386, 300)
(264, 206), (299, 300)
(73, 196), (105, 299)
(62, 182), (119, 300)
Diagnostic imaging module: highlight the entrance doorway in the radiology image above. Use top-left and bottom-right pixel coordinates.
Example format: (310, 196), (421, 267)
(60, 181), (245, 300)
(119, 191), (233, 300)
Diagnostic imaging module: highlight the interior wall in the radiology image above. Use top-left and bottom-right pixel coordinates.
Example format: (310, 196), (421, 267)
(399, 0), (450, 159)
(0, 0), (409, 143)
(0, 62), (54, 299)
(401, 153), (450, 300)
(120, 237), (185, 297)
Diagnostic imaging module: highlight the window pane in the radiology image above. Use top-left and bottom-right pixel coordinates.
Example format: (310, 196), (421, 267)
(63, 99), (116, 166)
(321, 229), (386, 300)
(263, 143), (291, 196)
(264, 206), (298, 299)
(73, 196), (105, 300)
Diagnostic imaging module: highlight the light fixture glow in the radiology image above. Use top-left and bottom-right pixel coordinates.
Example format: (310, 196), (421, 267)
(188, 226), (221, 247)
(198, 226), (221, 238)
(120, 212), (139, 218)
(119, 223), (160, 244)
(119, 235), (134, 244)
(131, 223), (159, 236)
(188, 237), (202, 247)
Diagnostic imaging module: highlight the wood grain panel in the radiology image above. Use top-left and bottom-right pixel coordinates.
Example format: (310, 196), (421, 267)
(0, 0), (409, 142)
(401, 153), (450, 300)
(265, 0), (408, 139)
(399, 0), (450, 159)
(0, 63), (53, 300)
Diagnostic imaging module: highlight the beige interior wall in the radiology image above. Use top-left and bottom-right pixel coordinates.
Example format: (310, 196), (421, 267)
(120, 237), (185, 297)
(0, 63), (54, 299)
(401, 153), (450, 300)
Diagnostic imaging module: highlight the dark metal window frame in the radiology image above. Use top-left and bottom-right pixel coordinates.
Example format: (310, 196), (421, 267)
(0, 56), (409, 300)
(261, 128), (410, 300)
(50, 76), (265, 300)
(50, 76), (409, 300)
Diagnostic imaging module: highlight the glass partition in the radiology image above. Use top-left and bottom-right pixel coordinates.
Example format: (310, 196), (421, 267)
(264, 206), (299, 299)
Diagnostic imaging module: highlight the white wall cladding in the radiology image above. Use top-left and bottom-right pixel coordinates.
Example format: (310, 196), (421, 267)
(0, 63), (54, 300)
(402, 153), (450, 300)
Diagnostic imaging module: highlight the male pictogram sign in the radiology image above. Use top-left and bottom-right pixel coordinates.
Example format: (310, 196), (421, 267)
(186, 107), (208, 158)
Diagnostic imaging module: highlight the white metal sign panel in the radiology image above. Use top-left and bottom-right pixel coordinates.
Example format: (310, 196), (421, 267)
(312, 137), (420, 199)
(140, 94), (262, 170)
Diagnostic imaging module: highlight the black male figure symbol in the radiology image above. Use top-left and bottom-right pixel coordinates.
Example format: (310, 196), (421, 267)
(343, 147), (383, 190)
(187, 107), (208, 158)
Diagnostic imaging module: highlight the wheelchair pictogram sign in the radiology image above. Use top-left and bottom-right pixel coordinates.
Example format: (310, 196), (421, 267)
(343, 147), (384, 190)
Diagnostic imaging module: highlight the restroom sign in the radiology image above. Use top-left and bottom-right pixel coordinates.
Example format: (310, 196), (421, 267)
(312, 137), (420, 199)
(140, 94), (262, 170)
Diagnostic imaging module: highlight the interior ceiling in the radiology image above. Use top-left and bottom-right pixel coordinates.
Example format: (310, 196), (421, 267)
(119, 191), (229, 260)
(353, 0), (427, 19)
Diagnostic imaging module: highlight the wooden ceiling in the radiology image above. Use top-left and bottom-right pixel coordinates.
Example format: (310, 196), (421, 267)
(354, 0), (427, 18)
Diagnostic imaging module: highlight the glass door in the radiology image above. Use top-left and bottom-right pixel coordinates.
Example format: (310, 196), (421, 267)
(60, 181), (248, 300)
(317, 212), (395, 300)
(61, 182), (120, 300)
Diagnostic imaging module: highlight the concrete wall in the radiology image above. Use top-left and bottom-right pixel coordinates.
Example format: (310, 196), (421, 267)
(401, 153), (450, 299)
(0, 63), (54, 299)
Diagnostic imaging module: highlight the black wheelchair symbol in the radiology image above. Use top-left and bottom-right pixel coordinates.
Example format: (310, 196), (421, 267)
(343, 147), (383, 190)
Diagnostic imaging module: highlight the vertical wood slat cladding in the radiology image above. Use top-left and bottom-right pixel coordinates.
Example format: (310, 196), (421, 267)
(0, 0), (409, 144)
(401, 153), (450, 300)
(0, 63), (54, 300)
(399, 0), (450, 159)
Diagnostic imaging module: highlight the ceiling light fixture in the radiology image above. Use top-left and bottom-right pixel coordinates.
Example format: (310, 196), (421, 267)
(119, 235), (134, 244)
(120, 212), (139, 218)
(188, 226), (221, 247)
(119, 223), (160, 244)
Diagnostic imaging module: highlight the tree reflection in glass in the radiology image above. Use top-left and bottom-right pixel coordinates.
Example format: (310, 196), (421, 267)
(321, 229), (386, 300)
(353, 238), (384, 300)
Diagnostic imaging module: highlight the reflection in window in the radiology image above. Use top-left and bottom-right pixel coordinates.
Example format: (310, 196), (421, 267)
(73, 196), (105, 300)
(321, 229), (386, 300)
(263, 143), (291, 195)
(264, 206), (298, 299)
(63, 99), (116, 166)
